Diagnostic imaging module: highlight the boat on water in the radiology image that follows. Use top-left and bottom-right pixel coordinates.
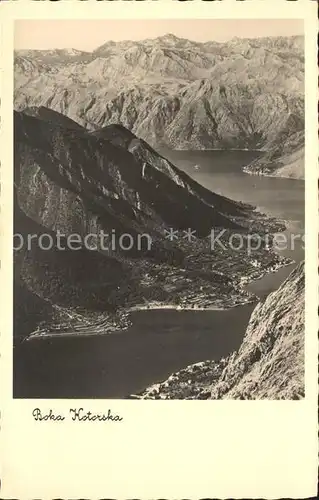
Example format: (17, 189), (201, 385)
(194, 164), (200, 170)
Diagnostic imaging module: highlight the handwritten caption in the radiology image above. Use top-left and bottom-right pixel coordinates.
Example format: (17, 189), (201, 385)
(32, 407), (123, 422)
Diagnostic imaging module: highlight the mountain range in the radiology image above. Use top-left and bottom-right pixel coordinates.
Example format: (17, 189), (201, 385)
(14, 34), (304, 178)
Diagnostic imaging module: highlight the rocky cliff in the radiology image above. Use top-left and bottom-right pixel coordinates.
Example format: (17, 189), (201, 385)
(210, 261), (305, 399)
(140, 261), (305, 399)
(243, 130), (304, 179)
(14, 108), (288, 342)
(14, 35), (304, 173)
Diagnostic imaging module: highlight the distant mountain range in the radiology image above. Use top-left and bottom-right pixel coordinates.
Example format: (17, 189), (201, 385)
(14, 108), (287, 341)
(14, 34), (304, 178)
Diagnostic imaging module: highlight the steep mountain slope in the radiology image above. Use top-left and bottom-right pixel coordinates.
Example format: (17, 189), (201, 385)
(22, 105), (85, 131)
(14, 108), (288, 341)
(139, 261), (305, 400)
(15, 110), (245, 238)
(243, 130), (304, 179)
(14, 35), (304, 155)
(209, 261), (304, 399)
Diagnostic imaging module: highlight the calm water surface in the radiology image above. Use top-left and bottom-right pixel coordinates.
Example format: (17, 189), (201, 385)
(14, 306), (254, 398)
(14, 150), (305, 398)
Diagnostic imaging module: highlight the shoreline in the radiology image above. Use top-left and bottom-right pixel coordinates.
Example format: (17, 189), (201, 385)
(24, 189), (300, 344)
(24, 303), (238, 341)
(25, 252), (293, 343)
(127, 303), (226, 312)
(167, 148), (264, 153)
(243, 165), (305, 181)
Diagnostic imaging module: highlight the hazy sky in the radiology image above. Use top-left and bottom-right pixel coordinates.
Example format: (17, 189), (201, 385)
(15, 19), (303, 51)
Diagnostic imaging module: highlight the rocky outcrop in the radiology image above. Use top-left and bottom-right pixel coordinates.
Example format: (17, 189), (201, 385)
(243, 130), (304, 179)
(140, 262), (305, 399)
(210, 261), (305, 399)
(14, 35), (304, 154)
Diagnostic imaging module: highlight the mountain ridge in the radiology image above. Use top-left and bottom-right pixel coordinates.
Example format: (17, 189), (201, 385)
(14, 108), (289, 342)
(15, 34), (304, 178)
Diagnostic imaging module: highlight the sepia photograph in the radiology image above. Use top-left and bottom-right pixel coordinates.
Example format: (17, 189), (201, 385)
(1, 1), (318, 497)
(13, 18), (305, 400)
